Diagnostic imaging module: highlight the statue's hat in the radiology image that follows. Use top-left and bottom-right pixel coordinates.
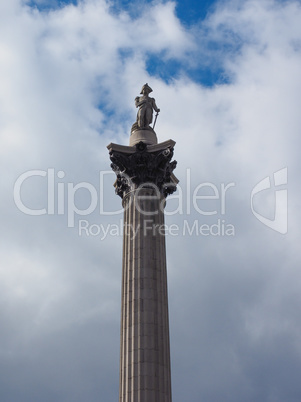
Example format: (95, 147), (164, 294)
(140, 83), (153, 94)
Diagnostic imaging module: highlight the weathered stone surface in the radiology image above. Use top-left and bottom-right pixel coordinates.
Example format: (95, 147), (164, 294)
(132, 83), (160, 133)
(129, 129), (158, 146)
(119, 188), (172, 402)
(108, 133), (177, 402)
(108, 140), (178, 199)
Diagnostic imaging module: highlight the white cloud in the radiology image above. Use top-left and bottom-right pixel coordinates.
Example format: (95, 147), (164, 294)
(1, 0), (301, 401)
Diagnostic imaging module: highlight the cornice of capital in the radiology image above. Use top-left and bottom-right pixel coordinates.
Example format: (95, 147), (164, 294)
(108, 141), (178, 199)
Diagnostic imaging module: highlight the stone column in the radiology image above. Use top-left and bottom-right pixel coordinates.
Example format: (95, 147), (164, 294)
(107, 139), (177, 402)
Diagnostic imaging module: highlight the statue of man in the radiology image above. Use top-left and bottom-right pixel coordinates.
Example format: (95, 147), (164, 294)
(135, 83), (160, 129)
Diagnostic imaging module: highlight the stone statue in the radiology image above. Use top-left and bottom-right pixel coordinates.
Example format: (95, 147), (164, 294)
(132, 83), (160, 133)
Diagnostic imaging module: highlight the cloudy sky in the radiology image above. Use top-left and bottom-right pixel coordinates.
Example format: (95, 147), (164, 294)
(1, 0), (301, 400)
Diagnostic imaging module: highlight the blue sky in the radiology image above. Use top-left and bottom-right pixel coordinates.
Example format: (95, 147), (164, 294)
(108, 0), (218, 23)
(27, 0), (229, 87)
(1, 0), (301, 401)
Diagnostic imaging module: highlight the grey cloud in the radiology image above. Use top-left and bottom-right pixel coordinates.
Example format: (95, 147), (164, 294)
(0, 0), (301, 401)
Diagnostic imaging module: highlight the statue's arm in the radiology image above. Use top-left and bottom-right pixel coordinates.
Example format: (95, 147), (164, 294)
(151, 98), (160, 113)
(135, 96), (147, 108)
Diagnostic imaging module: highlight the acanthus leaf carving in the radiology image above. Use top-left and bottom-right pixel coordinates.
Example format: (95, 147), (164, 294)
(109, 142), (177, 199)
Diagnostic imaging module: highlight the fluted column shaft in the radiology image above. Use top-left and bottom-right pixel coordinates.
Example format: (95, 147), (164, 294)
(108, 139), (177, 402)
(119, 188), (172, 402)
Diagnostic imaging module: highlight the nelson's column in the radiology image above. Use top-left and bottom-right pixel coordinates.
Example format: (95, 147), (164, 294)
(107, 84), (178, 402)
